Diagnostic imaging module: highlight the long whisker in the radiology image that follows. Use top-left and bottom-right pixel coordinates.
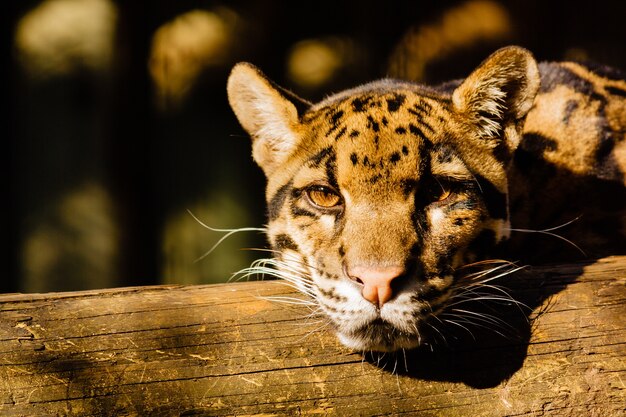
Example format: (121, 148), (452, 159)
(187, 209), (266, 262)
(506, 216), (585, 256)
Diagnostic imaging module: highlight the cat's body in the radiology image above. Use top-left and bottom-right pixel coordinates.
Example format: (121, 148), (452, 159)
(227, 47), (626, 352)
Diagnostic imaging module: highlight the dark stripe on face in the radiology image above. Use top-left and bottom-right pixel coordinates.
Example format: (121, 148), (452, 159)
(325, 152), (338, 188)
(309, 146), (334, 167)
(291, 204), (318, 218)
(268, 181), (293, 221)
(605, 85), (626, 97)
(335, 127), (347, 140)
(325, 109), (345, 136)
(273, 233), (299, 251)
(473, 174), (507, 220)
(409, 123), (428, 142)
(420, 120), (434, 133)
(408, 101), (432, 118)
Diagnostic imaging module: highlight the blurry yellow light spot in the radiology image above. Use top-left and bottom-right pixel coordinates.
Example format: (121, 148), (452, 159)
(388, 0), (512, 81)
(287, 39), (345, 89)
(22, 183), (119, 292)
(149, 8), (238, 110)
(15, 0), (117, 78)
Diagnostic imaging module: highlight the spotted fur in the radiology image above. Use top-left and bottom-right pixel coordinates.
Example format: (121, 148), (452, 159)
(227, 46), (626, 352)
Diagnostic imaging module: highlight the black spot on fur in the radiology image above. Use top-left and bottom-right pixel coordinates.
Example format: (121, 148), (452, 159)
(350, 129), (360, 137)
(387, 94), (406, 112)
(522, 133), (558, 154)
(331, 110), (344, 124)
(338, 245), (345, 258)
(268, 181), (292, 221)
(390, 152), (401, 164)
(474, 174), (507, 220)
(367, 115), (380, 132)
(319, 287), (345, 300)
(382, 116), (389, 126)
(274, 234), (299, 251)
(350, 153), (358, 165)
(395, 127), (407, 135)
(335, 126), (347, 141)
(369, 174), (382, 184)
(352, 96), (371, 112)
(402, 145), (409, 155)
(363, 156), (371, 167)
(454, 218), (465, 226)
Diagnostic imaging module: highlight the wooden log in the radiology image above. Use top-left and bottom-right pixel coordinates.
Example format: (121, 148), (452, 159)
(0, 256), (624, 416)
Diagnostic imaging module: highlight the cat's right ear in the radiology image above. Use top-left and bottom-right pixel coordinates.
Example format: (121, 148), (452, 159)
(227, 63), (311, 173)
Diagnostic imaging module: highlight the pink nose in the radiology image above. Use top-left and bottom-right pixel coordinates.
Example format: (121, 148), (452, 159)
(347, 266), (405, 307)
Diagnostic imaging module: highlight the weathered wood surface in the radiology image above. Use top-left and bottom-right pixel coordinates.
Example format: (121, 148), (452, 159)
(0, 257), (624, 416)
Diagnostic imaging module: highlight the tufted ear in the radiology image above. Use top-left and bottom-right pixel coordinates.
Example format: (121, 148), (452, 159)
(452, 46), (540, 150)
(227, 63), (311, 173)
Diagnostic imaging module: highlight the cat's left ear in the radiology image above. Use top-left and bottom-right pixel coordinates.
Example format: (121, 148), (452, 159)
(452, 46), (540, 151)
(227, 63), (311, 174)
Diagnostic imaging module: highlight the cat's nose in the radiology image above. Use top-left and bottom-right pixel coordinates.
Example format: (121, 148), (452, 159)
(347, 266), (405, 307)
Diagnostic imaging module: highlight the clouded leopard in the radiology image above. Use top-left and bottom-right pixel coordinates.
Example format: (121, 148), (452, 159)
(227, 46), (626, 352)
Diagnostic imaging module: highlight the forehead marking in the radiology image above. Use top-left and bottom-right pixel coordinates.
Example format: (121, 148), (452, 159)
(386, 94), (406, 112)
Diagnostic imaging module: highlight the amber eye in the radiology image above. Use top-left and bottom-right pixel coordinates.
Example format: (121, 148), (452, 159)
(307, 186), (341, 208)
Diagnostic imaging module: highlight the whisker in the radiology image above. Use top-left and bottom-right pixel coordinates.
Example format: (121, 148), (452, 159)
(259, 296), (318, 306)
(506, 216), (585, 256)
(187, 209), (266, 262)
(440, 318), (476, 340)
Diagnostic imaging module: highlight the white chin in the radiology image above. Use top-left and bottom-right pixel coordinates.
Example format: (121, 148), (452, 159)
(337, 331), (420, 353)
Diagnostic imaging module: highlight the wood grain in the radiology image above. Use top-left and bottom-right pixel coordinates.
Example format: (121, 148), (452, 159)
(1, 256), (624, 416)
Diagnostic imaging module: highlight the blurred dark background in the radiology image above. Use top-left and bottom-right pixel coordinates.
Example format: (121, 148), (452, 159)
(3, 0), (625, 293)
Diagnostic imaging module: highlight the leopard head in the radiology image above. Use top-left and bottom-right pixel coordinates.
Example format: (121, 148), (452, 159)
(227, 46), (540, 351)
